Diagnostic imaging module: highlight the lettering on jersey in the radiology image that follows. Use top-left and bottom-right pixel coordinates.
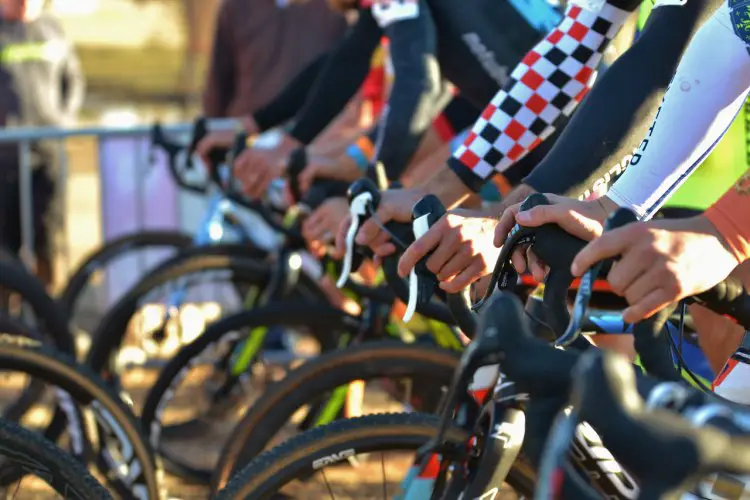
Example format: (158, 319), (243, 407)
(629, 101), (663, 167)
(653, 0), (688, 7)
(578, 153), (632, 201)
(729, 0), (750, 45)
(462, 33), (510, 86)
(370, 0), (420, 28)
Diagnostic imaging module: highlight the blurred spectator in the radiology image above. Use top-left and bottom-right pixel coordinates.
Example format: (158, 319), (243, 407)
(202, 0), (347, 119)
(0, 0), (85, 285)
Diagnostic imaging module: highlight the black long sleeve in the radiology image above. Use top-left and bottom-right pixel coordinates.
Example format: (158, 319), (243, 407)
(289, 10), (382, 145)
(523, 0), (724, 199)
(368, 0), (449, 181)
(253, 51), (329, 131)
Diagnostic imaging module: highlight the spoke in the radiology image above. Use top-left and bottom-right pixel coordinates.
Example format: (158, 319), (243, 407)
(320, 468), (336, 500)
(381, 451), (387, 499)
(10, 475), (22, 499)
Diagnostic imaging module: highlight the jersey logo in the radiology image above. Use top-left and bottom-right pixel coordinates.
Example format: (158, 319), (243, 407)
(369, 0), (420, 28)
(729, 0), (750, 45)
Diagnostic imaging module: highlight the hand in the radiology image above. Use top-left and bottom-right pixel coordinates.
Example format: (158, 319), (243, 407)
(335, 188), (427, 259)
(298, 154), (361, 194)
(196, 130), (234, 169)
(571, 215), (741, 323)
(302, 197), (350, 251)
(494, 194), (615, 281)
(397, 210), (501, 293)
(233, 146), (287, 199)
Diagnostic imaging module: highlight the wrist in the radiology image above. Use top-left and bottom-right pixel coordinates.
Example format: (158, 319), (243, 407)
(279, 134), (303, 154)
(596, 195), (619, 220)
(241, 115), (259, 136)
(696, 214), (743, 266)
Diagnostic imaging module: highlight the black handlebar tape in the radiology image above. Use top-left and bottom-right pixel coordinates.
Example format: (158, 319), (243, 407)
(342, 178), (383, 276)
(631, 304), (682, 382)
(287, 147), (308, 203)
(691, 276), (750, 329)
(185, 117), (208, 170)
(573, 351), (709, 496)
(301, 180), (350, 212)
(411, 196), (446, 317)
(412, 195), (476, 337)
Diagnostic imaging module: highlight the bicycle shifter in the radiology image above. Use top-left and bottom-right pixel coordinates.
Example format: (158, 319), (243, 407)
(403, 195), (446, 323)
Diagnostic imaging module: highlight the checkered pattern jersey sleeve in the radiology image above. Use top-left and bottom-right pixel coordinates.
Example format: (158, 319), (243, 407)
(447, 1), (632, 192)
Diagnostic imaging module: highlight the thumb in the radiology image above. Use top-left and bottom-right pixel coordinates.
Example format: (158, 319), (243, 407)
(335, 215), (352, 257)
(298, 164), (315, 194)
(516, 205), (603, 241)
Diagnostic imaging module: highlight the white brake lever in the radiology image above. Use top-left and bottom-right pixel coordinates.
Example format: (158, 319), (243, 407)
(403, 213), (431, 323)
(336, 192), (373, 288)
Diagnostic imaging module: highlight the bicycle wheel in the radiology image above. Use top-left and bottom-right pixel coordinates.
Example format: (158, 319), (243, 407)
(0, 417), (111, 499)
(0, 257), (74, 353)
(0, 336), (166, 499)
(86, 251), (324, 384)
(214, 413), (480, 499)
(210, 340), (460, 491)
(59, 230), (192, 323)
(140, 302), (350, 482)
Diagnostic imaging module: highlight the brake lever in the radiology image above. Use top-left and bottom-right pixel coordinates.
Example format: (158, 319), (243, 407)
(554, 207), (638, 347)
(336, 179), (381, 288)
(403, 195), (446, 323)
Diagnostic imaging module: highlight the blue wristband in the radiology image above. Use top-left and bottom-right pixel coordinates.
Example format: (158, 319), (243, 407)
(346, 143), (370, 172)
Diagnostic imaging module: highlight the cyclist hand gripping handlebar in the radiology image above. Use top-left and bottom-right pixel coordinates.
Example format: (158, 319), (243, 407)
(497, 1), (750, 324)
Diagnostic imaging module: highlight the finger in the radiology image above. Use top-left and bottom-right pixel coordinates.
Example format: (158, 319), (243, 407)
(571, 228), (633, 277)
(494, 207), (519, 247)
(302, 213), (323, 240)
(526, 248), (547, 282)
(621, 268), (661, 307)
(299, 165), (315, 194)
(605, 247), (652, 296)
(511, 246), (528, 274)
(356, 205), (392, 245)
(622, 288), (672, 324)
(516, 205), (602, 240)
(398, 225), (444, 278)
(435, 246), (473, 282)
(374, 242), (397, 258)
(439, 260), (484, 293)
(335, 215), (352, 257)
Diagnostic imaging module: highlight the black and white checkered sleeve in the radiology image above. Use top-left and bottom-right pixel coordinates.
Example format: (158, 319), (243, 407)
(448, 1), (631, 191)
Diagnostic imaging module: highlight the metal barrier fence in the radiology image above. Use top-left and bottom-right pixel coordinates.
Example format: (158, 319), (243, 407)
(0, 119), (237, 288)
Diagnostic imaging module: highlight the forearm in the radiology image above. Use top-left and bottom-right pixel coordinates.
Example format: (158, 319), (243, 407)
(253, 52), (329, 131)
(368, 9), (445, 181)
(606, 3), (750, 220)
(447, 0), (634, 193)
(523, 0), (723, 199)
(289, 13), (380, 145)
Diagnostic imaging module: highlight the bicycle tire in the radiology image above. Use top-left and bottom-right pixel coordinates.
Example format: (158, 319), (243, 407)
(210, 341), (460, 491)
(140, 301), (352, 482)
(215, 413), (508, 500)
(0, 336), (166, 499)
(85, 252), (324, 382)
(0, 257), (74, 353)
(0, 417), (111, 498)
(59, 230), (192, 318)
